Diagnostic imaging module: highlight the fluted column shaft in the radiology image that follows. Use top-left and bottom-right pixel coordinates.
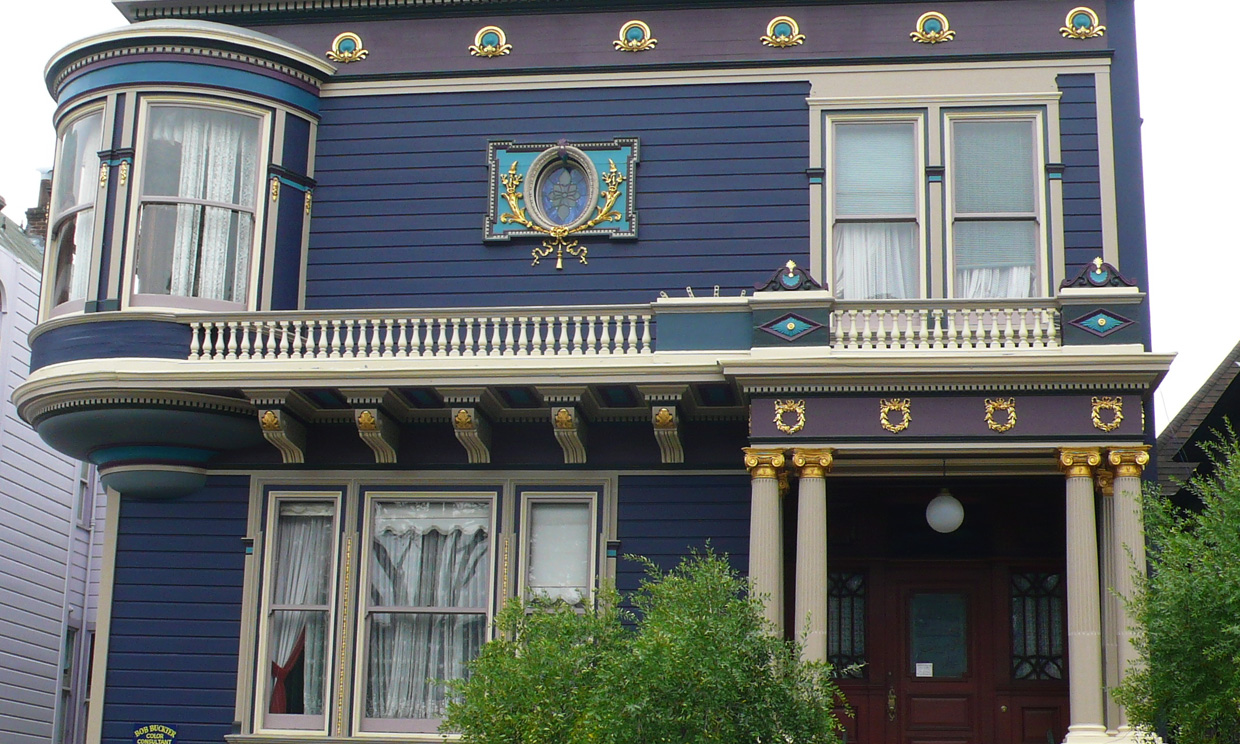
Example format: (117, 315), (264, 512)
(744, 448), (785, 632)
(1096, 469), (1121, 733)
(1059, 448), (1108, 743)
(792, 448), (833, 662)
(1108, 446), (1151, 736)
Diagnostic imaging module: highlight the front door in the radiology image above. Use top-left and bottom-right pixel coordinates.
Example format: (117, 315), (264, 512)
(885, 565), (994, 744)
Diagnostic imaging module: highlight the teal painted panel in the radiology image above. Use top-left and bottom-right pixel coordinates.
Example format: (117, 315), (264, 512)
(657, 311), (751, 351)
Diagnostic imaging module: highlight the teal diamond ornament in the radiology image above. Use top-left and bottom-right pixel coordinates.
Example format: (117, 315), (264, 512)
(1070, 310), (1133, 338)
(761, 314), (822, 342)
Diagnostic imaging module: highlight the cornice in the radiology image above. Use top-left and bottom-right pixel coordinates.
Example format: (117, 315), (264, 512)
(21, 387), (255, 426)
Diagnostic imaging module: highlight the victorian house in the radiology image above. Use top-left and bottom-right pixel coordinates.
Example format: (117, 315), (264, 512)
(17, 2), (1168, 743)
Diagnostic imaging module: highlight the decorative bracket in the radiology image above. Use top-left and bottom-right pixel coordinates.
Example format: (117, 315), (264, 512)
(551, 406), (588, 464)
(354, 408), (398, 464)
(452, 407), (492, 464)
(257, 409), (306, 464)
(651, 405), (684, 464)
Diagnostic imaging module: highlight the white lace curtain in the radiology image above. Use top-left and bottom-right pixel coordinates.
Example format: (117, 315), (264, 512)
(366, 501), (490, 721)
(833, 223), (918, 300)
(54, 113), (102, 303)
(268, 503), (335, 716)
(146, 107), (259, 301)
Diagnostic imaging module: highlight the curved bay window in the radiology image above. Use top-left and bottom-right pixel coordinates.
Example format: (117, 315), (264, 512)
(132, 103), (263, 308)
(49, 110), (104, 313)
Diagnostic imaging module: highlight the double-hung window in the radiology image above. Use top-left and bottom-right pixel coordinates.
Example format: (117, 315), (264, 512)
(132, 102), (264, 308)
(49, 109), (104, 312)
(254, 483), (604, 737)
(949, 117), (1042, 298)
(829, 119), (922, 300)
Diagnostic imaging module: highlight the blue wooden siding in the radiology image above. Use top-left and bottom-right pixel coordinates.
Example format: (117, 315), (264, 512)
(305, 82), (811, 309)
(101, 476), (248, 744)
(1057, 74), (1103, 276)
(615, 474), (750, 595)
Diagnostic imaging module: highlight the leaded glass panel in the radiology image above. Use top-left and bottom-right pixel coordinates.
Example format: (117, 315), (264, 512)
(828, 571), (866, 677)
(1010, 572), (1066, 680)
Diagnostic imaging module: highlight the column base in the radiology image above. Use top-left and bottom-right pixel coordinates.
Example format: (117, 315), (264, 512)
(1063, 724), (1110, 744)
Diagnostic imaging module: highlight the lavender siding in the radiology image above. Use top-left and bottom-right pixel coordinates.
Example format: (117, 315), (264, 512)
(101, 477), (248, 744)
(305, 82), (811, 309)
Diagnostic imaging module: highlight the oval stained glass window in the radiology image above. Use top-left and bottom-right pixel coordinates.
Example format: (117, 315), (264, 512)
(538, 164), (591, 226)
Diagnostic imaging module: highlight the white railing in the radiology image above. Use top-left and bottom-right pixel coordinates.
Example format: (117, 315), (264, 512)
(831, 301), (1060, 350)
(188, 307), (654, 360)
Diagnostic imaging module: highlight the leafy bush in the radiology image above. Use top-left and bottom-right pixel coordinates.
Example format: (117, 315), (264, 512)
(1115, 428), (1240, 744)
(443, 551), (847, 744)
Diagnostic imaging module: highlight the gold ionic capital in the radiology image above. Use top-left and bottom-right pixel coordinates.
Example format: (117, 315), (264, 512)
(791, 447), (834, 479)
(1096, 467), (1114, 497)
(1107, 446), (1151, 478)
(1058, 447), (1102, 478)
(743, 447), (786, 480)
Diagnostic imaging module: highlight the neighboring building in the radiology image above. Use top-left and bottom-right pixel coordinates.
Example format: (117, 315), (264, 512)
(17, 3), (1171, 744)
(1157, 341), (1240, 500)
(1, 196), (105, 744)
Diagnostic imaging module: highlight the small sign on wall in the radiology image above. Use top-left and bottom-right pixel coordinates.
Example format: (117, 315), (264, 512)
(133, 724), (177, 744)
(915, 662), (934, 678)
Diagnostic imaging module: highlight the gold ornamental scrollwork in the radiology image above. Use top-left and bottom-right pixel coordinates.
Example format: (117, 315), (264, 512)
(1107, 446), (1151, 478)
(879, 398), (912, 434)
(356, 409), (378, 431)
(654, 407), (676, 429)
(118, 161), (130, 187)
(761, 16), (805, 47)
(326, 32), (369, 63)
(98, 163), (109, 187)
(1061, 7), (1105, 39)
(984, 397), (1017, 433)
(259, 410), (281, 431)
(269, 176), (280, 201)
(1091, 396), (1124, 432)
(470, 25), (513, 57)
(743, 447), (785, 480)
(910, 11), (955, 44)
(553, 407), (575, 429)
(773, 399), (806, 435)
(614, 20), (657, 52)
(454, 409), (475, 430)
(1058, 448), (1102, 478)
(499, 158), (625, 270)
(791, 448), (834, 479)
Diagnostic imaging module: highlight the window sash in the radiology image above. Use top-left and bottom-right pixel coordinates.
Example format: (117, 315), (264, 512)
(520, 495), (597, 607)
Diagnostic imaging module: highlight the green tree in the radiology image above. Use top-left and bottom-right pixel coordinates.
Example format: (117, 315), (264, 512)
(443, 551), (848, 744)
(1115, 428), (1240, 744)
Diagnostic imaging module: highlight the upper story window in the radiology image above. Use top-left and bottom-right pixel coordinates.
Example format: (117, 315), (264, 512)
(830, 120), (922, 300)
(49, 110), (104, 312)
(948, 117), (1042, 299)
(131, 103), (264, 309)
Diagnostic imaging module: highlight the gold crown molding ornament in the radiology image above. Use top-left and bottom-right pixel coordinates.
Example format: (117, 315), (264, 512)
(761, 16), (805, 48)
(118, 160), (129, 187)
(1096, 467), (1114, 497)
(1091, 396), (1124, 432)
(910, 11), (956, 44)
(98, 163), (108, 187)
(354, 407), (398, 464)
(1107, 446), (1151, 478)
(453, 407), (491, 463)
(791, 448), (834, 479)
(743, 447), (786, 479)
(499, 158), (625, 270)
(269, 176), (280, 201)
(1061, 7), (1105, 39)
(304, 191), (313, 215)
(984, 397), (1017, 433)
(551, 406), (587, 464)
(880, 398), (912, 434)
(1058, 447), (1102, 478)
(614, 20), (657, 52)
(470, 25), (512, 57)
(652, 406), (684, 464)
(257, 409), (306, 464)
(773, 399), (806, 435)
(326, 31), (369, 62)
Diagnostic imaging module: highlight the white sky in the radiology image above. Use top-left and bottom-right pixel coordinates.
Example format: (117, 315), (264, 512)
(1, 1), (1236, 434)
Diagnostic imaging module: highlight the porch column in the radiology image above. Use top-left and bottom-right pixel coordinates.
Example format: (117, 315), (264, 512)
(1095, 467), (1121, 734)
(744, 448), (786, 632)
(1058, 448), (1108, 744)
(1106, 446), (1151, 738)
(792, 448), (833, 662)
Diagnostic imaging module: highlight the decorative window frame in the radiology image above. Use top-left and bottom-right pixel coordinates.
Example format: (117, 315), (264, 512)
(122, 94), (274, 312)
(253, 489), (344, 736)
(942, 109), (1049, 299)
(239, 474), (615, 742)
(515, 488), (602, 606)
(484, 137), (640, 241)
(823, 111), (928, 299)
(43, 101), (112, 319)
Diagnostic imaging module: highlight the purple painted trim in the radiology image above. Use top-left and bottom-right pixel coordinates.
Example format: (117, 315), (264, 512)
(65, 51), (320, 96)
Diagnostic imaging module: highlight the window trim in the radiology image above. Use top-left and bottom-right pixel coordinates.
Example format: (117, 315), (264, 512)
(516, 490), (600, 606)
(45, 103), (109, 319)
(824, 112), (927, 300)
(123, 95), (272, 313)
(353, 489), (500, 736)
(943, 110), (1048, 299)
(254, 490), (343, 735)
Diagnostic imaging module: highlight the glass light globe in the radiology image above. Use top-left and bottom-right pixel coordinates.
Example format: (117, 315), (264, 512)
(926, 489), (964, 533)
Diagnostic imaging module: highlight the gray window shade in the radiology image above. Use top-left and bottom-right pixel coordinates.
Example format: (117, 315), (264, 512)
(952, 221), (1037, 269)
(953, 121), (1035, 214)
(834, 123), (916, 216)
